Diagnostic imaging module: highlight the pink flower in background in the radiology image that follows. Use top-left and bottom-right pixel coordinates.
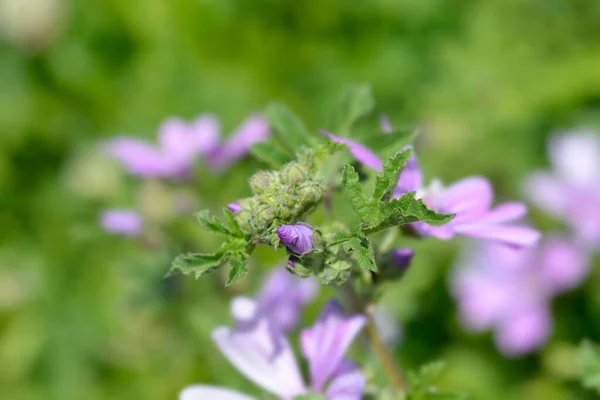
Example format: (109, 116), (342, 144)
(412, 177), (540, 247)
(180, 300), (366, 400)
(525, 129), (600, 249)
(321, 133), (539, 247)
(104, 114), (269, 179)
(100, 209), (143, 236)
(234, 268), (318, 333)
(451, 237), (588, 356)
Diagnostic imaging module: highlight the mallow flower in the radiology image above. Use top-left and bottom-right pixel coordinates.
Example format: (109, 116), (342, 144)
(180, 299), (366, 400)
(525, 129), (600, 248)
(104, 114), (268, 179)
(322, 132), (539, 247)
(451, 237), (588, 356)
(100, 209), (143, 237)
(237, 268), (318, 333)
(277, 224), (314, 255)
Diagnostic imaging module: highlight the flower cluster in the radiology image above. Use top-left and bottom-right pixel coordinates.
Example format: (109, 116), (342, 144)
(99, 113), (269, 236)
(452, 129), (600, 356)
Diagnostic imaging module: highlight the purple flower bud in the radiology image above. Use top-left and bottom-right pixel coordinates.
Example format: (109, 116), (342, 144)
(100, 209), (142, 236)
(287, 258), (297, 269)
(276, 224), (314, 254)
(392, 248), (414, 269)
(228, 201), (241, 213)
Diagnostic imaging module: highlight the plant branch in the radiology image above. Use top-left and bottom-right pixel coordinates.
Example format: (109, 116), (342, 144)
(342, 283), (407, 392)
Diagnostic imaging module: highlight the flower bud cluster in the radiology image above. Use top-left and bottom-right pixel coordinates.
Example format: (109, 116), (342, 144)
(233, 161), (326, 237)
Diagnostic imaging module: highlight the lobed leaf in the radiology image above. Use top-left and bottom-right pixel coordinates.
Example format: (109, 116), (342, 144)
(340, 234), (378, 272)
(225, 251), (249, 286)
(341, 164), (382, 224)
(196, 209), (244, 238)
(167, 252), (224, 279)
(373, 149), (412, 201)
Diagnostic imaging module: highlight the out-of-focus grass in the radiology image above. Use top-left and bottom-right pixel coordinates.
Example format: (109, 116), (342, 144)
(1, 0), (600, 399)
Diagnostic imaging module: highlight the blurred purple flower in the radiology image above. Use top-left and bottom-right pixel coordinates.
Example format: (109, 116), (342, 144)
(227, 201), (241, 213)
(451, 237), (588, 356)
(100, 209), (142, 236)
(277, 224), (314, 255)
(391, 248), (414, 270)
(104, 114), (269, 179)
(180, 300), (366, 400)
(234, 268), (318, 333)
(206, 115), (270, 171)
(412, 177), (541, 247)
(380, 114), (393, 133)
(104, 114), (220, 179)
(525, 129), (600, 249)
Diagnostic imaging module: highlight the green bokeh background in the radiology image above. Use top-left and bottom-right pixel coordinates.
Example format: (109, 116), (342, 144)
(1, 0), (600, 399)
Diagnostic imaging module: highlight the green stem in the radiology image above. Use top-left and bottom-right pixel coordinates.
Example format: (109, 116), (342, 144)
(343, 284), (407, 392)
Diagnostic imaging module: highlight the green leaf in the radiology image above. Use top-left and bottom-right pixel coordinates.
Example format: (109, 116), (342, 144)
(324, 231), (356, 246)
(365, 193), (454, 233)
(579, 339), (600, 393)
(167, 252), (224, 279)
(341, 164), (382, 224)
(407, 361), (468, 400)
(266, 102), (314, 155)
(373, 149), (412, 201)
(222, 209), (245, 237)
(196, 209), (243, 237)
(340, 234), (377, 272)
(225, 252), (249, 286)
(250, 140), (290, 168)
(317, 259), (352, 285)
(329, 83), (375, 136)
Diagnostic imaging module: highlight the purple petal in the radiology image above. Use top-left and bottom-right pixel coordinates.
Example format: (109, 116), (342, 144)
(228, 201), (242, 213)
(325, 364), (366, 400)
(549, 130), (600, 186)
(300, 300), (366, 392)
(523, 171), (568, 218)
(494, 307), (551, 357)
(158, 114), (220, 161)
(179, 385), (254, 400)
(100, 209), (142, 236)
(256, 269), (319, 333)
(394, 151), (423, 196)
(212, 318), (306, 398)
(207, 115), (270, 171)
(230, 296), (260, 325)
(391, 248), (414, 269)
(103, 137), (168, 177)
(276, 225), (314, 255)
(453, 224), (541, 247)
(476, 202), (528, 224)
(539, 237), (589, 293)
(440, 176), (493, 217)
(320, 130), (383, 171)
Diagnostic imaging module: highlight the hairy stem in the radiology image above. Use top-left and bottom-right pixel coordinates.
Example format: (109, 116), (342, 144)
(343, 284), (406, 391)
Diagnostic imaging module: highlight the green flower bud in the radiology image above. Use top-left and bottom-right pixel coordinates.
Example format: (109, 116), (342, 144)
(249, 171), (275, 195)
(281, 162), (307, 186)
(296, 181), (324, 205)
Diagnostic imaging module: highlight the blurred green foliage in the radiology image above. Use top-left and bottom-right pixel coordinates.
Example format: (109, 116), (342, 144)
(1, 0), (600, 399)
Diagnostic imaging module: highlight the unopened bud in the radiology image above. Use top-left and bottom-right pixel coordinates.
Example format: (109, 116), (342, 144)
(276, 224), (314, 255)
(281, 162), (307, 186)
(249, 171), (274, 195)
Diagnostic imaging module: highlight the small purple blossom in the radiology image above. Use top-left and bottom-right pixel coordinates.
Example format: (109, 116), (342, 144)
(277, 224), (314, 255)
(180, 299), (366, 400)
(379, 114), (393, 133)
(100, 209), (143, 236)
(104, 114), (220, 179)
(525, 129), (600, 249)
(391, 248), (414, 269)
(241, 268), (318, 333)
(104, 114), (269, 180)
(451, 237), (588, 356)
(227, 201), (241, 213)
(412, 177), (541, 247)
